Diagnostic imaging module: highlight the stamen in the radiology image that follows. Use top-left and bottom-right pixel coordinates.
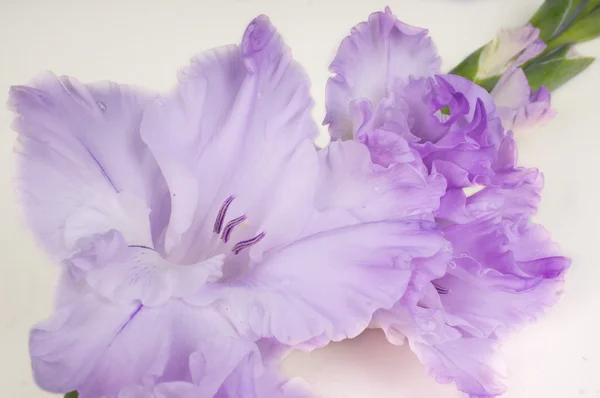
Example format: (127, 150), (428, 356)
(221, 215), (247, 243)
(128, 245), (154, 251)
(434, 283), (449, 295)
(213, 195), (235, 234)
(232, 232), (266, 255)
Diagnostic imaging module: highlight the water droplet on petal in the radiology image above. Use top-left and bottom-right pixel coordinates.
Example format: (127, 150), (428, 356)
(373, 186), (381, 192)
(97, 101), (107, 112)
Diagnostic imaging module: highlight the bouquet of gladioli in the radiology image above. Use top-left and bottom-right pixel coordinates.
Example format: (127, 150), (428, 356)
(8, 1), (598, 397)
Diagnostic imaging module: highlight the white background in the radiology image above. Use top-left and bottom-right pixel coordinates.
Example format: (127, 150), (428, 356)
(0, 0), (599, 397)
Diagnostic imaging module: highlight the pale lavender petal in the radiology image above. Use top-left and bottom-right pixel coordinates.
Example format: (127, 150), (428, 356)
(141, 15), (319, 261)
(476, 24), (546, 80)
(410, 337), (507, 397)
(438, 217), (570, 338)
(117, 382), (199, 398)
(348, 95), (426, 172)
(72, 236), (224, 306)
(468, 167), (544, 219)
(361, 74), (506, 189)
(187, 220), (449, 348)
(437, 166), (544, 224)
(374, 169), (565, 398)
(490, 68), (531, 109)
(316, 140), (446, 222)
(492, 67), (556, 133)
(8, 75), (167, 259)
(30, 272), (249, 397)
(118, 353), (314, 398)
(214, 345), (315, 398)
(438, 74), (499, 120)
(324, 7), (440, 140)
(374, 300), (507, 397)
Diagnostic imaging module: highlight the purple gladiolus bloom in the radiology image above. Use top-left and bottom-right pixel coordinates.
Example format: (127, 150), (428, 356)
(324, 8), (510, 190)
(9, 15), (450, 397)
(325, 8), (570, 398)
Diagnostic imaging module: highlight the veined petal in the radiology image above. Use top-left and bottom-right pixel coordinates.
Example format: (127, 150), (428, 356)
(141, 16), (319, 262)
(372, 74), (506, 189)
(374, 300), (507, 397)
(64, 192), (154, 250)
(214, 345), (314, 398)
(439, 217), (570, 338)
(410, 337), (507, 397)
(324, 7), (440, 140)
(30, 273), (248, 397)
(437, 167), (544, 224)
(188, 220), (449, 347)
(316, 140), (445, 222)
(77, 241), (224, 307)
(8, 75), (167, 259)
(114, 325), (313, 398)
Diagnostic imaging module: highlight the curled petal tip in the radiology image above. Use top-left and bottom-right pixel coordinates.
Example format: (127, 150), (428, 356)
(7, 85), (43, 109)
(242, 15), (276, 55)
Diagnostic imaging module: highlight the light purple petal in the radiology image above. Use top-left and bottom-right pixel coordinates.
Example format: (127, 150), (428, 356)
(8, 75), (167, 259)
(374, 300), (507, 397)
(492, 67), (556, 133)
(438, 217), (569, 339)
(214, 345), (315, 398)
(438, 74), (499, 120)
(437, 166), (544, 224)
(316, 140), (446, 222)
(477, 24), (546, 80)
(30, 272), (250, 396)
(374, 168), (566, 398)
(410, 337), (507, 397)
(353, 74), (506, 189)
(324, 7), (440, 140)
(141, 15), (319, 261)
(187, 220), (449, 348)
(117, 382), (200, 398)
(71, 236), (224, 306)
(118, 356), (314, 398)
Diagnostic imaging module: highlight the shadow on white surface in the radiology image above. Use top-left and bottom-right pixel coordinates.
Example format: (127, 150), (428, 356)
(284, 329), (463, 398)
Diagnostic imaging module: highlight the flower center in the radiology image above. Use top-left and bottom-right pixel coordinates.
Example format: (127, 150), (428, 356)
(213, 195), (266, 255)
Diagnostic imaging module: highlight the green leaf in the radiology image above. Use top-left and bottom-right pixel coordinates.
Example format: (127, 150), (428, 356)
(578, 0), (600, 18)
(528, 43), (573, 67)
(551, 6), (600, 46)
(64, 392), (78, 398)
(529, 0), (590, 42)
(523, 46), (595, 91)
(449, 48), (483, 81)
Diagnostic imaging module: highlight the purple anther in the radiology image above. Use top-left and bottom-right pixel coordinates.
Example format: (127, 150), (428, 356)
(433, 283), (449, 295)
(213, 195), (235, 234)
(232, 232), (266, 255)
(221, 215), (247, 243)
